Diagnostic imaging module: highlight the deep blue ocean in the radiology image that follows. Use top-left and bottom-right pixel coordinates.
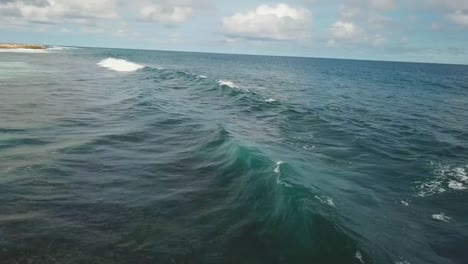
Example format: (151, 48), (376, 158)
(1, 47), (467, 264)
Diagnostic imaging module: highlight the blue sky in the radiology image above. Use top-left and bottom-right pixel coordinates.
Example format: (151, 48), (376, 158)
(1, 0), (467, 64)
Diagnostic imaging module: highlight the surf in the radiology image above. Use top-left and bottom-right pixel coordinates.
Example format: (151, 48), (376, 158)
(97, 58), (145, 72)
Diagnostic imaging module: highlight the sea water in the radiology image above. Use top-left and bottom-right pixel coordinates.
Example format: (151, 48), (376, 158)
(0, 47), (467, 264)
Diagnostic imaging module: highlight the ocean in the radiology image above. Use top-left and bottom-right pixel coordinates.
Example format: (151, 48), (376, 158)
(0, 47), (467, 264)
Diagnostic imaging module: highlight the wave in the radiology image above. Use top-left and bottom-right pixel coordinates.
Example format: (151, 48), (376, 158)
(401, 200), (410, 206)
(432, 213), (451, 223)
(355, 251), (364, 263)
(218, 80), (239, 89)
(315, 195), (336, 208)
(0, 48), (47, 53)
(265, 98), (277, 103)
(97, 58), (145, 72)
(47, 46), (78, 51)
(274, 161), (292, 187)
(417, 163), (467, 197)
(394, 258), (411, 264)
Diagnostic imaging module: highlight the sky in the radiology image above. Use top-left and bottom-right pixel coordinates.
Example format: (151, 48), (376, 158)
(1, 0), (467, 64)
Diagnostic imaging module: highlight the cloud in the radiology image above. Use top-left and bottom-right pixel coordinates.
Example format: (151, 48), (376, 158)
(328, 20), (385, 47)
(447, 10), (468, 27)
(222, 4), (312, 41)
(431, 22), (441, 31)
(419, 0), (468, 11)
(0, 0), (118, 24)
(326, 0), (397, 48)
(367, 0), (396, 11)
(410, 0), (468, 28)
(0, 0), (210, 27)
(339, 0), (396, 15)
(137, 0), (210, 24)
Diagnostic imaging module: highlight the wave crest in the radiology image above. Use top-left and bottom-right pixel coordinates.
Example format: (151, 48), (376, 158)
(0, 48), (47, 53)
(218, 80), (239, 88)
(97, 58), (145, 72)
(47, 46), (78, 50)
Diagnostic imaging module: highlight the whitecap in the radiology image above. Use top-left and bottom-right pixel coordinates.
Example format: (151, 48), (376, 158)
(418, 164), (468, 197)
(394, 258), (411, 264)
(355, 251), (364, 263)
(448, 180), (466, 190)
(197, 75), (207, 79)
(432, 213), (451, 223)
(274, 161), (292, 187)
(454, 167), (468, 182)
(265, 98), (277, 103)
(97, 58), (144, 72)
(417, 180), (446, 197)
(0, 48), (47, 53)
(217, 80), (239, 88)
(401, 200), (409, 206)
(276, 179), (292, 187)
(315, 195), (336, 208)
(274, 161), (284, 174)
(47, 46), (77, 50)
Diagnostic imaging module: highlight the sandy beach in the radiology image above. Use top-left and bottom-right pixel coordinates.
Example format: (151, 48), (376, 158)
(0, 44), (46, 49)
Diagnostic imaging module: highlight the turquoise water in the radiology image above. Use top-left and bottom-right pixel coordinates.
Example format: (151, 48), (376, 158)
(1, 48), (467, 264)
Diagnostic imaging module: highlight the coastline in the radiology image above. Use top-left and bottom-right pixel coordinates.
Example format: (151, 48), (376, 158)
(0, 43), (46, 50)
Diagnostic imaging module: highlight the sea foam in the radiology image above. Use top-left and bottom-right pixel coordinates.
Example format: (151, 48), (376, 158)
(97, 58), (144, 72)
(0, 48), (47, 53)
(217, 80), (239, 88)
(274, 161), (292, 187)
(355, 251), (364, 263)
(432, 213), (451, 223)
(315, 195), (336, 208)
(47, 46), (78, 50)
(417, 164), (467, 197)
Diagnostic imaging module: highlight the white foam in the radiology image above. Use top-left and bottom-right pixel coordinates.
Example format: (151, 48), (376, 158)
(47, 46), (77, 50)
(274, 161), (292, 187)
(401, 200), (409, 206)
(274, 161), (284, 174)
(394, 259), (411, 264)
(448, 180), (466, 190)
(432, 213), (451, 223)
(355, 251), (364, 263)
(417, 181), (446, 197)
(315, 195), (336, 208)
(417, 164), (468, 197)
(197, 75), (207, 79)
(0, 48), (47, 53)
(265, 98), (277, 103)
(218, 80), (239, 88)
(97, 58), (144, 72)
(454, 167), (468, 182)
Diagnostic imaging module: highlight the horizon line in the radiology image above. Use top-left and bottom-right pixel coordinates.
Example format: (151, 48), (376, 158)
(4, 42), (468, 66)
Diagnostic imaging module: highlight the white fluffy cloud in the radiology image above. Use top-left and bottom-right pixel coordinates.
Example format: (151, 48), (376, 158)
(328, 20), (384, 47)
(448, 10), (468, 27)
(367, 0), (396, 11)
(0, 0), (118, 23)
(327, 0), (396, 47)
(411, 0), (468, 28)
(420, 0), (468, 11)
(0, 0), (209, 26)
(138, 0), (209, 24)
(140, 6), (192, 23)
(222, 4), (312, 41)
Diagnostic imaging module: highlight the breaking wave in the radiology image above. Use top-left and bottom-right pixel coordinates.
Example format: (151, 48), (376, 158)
(97, 58), (145, 72)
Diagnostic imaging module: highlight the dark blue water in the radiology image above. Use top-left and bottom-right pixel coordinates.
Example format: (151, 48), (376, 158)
(1, 47), (467, 264)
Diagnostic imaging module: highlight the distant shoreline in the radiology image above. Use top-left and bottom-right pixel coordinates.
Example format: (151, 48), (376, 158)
(0, 44), (46, 50)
